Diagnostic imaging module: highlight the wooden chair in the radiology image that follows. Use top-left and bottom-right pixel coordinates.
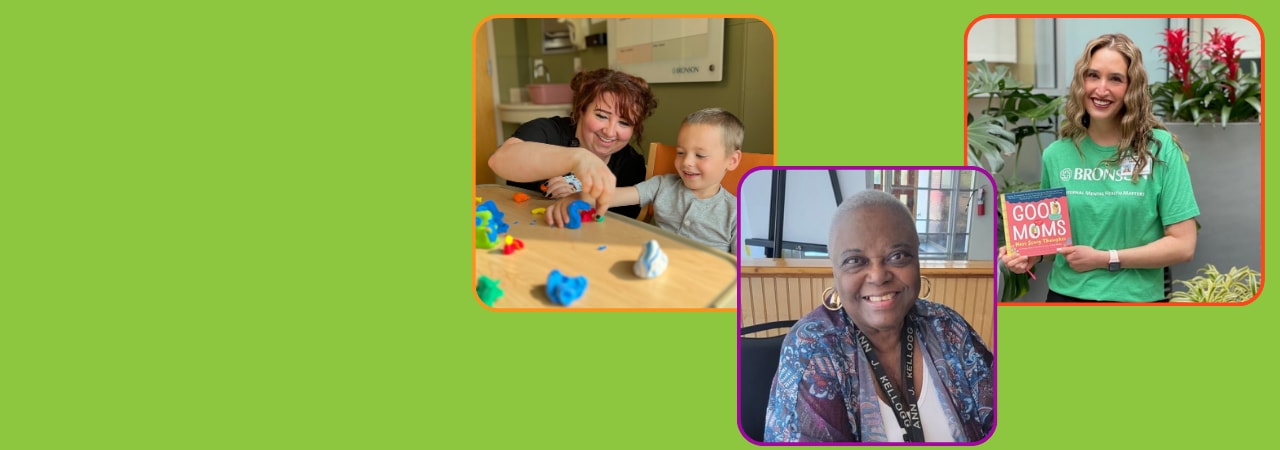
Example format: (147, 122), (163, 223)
(639, 142), (775, 222)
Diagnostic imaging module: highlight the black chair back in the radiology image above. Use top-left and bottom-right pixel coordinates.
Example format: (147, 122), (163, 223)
(739, 320), (797, 443)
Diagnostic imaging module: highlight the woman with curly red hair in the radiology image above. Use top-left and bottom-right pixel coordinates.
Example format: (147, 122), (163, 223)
(488, 68), (658, 219)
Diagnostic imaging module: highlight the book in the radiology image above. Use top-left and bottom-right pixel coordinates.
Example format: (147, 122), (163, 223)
(1000, 187), (1072, 257)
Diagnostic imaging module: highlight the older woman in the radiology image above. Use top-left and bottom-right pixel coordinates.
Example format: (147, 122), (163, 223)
(764, 190), (994, 442)
(488, 68), (658, 219)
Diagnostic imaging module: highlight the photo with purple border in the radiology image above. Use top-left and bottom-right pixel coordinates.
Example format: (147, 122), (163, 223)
(735, 166), (998, 445)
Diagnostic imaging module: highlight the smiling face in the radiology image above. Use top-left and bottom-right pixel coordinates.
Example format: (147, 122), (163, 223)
(1082, 48), (1130, 127)
(674, 123), (742, 199)
(829, 203), (921, 334)
(575, 92), (635, 161)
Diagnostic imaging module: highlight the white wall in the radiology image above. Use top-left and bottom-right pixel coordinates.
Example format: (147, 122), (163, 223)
(739, 168), (774, 257)
(1199, 18), (1261, 58)
(780, 170), (867, 249)
(968, 18), (1017, 63)
(969, 172), (996, 261)
(1057, 18), (1172, 86)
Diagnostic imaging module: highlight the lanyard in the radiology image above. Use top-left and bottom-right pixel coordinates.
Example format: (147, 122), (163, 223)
(854, 321), (925, 442)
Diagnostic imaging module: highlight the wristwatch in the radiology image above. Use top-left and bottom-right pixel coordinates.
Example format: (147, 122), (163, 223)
(1108, 249), (1121, 272)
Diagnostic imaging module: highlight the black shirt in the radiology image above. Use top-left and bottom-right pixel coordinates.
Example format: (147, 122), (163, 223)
(507, 116), (645, 219)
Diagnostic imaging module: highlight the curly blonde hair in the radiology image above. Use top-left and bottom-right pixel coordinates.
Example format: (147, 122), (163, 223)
(1060, 34), (1183, 182)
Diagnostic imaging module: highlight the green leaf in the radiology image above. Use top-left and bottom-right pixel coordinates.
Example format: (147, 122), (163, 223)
(998, 266), (1033, 302)
(1201, 90), (1219, 108)
(968, 61), (1019, 98)
(966, 114), (1016, 173)
(1022, 96), (1065, 121)
(1245, 97), (1261, 115)
(1171, 264), (1260, 302)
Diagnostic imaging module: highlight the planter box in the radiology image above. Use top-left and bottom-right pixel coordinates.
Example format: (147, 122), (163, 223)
(1165, 122), (1263, 288)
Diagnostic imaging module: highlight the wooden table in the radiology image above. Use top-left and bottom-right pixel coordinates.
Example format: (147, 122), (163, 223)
(473, 184), (737, 310)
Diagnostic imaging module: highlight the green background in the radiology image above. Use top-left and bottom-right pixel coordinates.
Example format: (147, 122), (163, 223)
(1, 2), (1271, 449)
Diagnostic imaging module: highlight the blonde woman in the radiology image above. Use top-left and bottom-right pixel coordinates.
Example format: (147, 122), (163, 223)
(1000, 33), (1200, 302)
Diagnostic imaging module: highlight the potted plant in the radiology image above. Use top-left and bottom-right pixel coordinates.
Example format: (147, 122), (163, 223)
(1151, 27), (1261, 127)
(1150, 26), (1263, 292)
(1170, 264), (1260, 302)
(966, 61), (1063, 301)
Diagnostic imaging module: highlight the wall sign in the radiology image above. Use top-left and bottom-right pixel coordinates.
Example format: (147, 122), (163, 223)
(607, 18), (725, 83)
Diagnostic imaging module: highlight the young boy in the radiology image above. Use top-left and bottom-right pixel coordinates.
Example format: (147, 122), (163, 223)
(547, 108), (743, 253)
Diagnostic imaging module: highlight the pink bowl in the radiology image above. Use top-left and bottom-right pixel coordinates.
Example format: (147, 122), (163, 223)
(527, 83), (573, 105)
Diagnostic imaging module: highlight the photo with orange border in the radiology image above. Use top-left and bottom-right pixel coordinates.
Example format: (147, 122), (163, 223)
(472, 15), (777, 311)
(966, 15), (1264, 305)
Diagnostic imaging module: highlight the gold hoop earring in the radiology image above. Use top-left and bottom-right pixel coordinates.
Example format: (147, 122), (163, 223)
(822, 287), (842, 311)
(920, 276), (933, 300)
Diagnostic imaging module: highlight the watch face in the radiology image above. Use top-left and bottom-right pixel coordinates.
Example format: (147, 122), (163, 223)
(1109, 262), (1121, 272)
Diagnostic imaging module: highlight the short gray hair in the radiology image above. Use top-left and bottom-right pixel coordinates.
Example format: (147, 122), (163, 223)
(828, 189), (917, 249)
(682, 107), (744, 154)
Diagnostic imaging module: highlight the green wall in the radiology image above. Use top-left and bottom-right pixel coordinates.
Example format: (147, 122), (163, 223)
(490, 18), (774, 157)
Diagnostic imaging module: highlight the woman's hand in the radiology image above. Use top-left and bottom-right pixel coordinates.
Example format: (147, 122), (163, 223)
(998, 246), (1037, 274)
(543, 176), (581, 199)
(570, 152), (616, 214)
(1057, 245), (1107, 272)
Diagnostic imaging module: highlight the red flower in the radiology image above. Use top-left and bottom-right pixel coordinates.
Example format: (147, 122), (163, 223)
(1156, 28), (1192, 95)
(1202, 27), (1246, 101)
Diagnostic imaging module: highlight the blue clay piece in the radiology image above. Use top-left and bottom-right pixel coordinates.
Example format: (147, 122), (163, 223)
(564, 200), (592, 229)
(546, 269), (588, 306)
(476, 200), (509, 233)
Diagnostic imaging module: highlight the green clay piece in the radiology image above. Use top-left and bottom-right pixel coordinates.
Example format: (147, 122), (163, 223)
(475, 211), (499, 249)
(476, 275), (503, 306)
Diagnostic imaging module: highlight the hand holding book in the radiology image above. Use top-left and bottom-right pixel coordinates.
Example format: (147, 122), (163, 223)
(999, 246), (1043, 280)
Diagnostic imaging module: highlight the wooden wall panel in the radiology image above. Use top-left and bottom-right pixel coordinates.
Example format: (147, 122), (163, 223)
(740, 260), (994, 346)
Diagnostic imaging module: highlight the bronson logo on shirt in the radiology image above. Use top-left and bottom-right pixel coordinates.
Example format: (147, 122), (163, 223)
(1059, 166), (1149, 182)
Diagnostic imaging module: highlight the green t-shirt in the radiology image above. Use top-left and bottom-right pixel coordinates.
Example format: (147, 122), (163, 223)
(1039, 129), (1200, 301)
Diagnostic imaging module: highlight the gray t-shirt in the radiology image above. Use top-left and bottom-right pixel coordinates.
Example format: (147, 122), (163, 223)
(634, 174), (736, 253)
